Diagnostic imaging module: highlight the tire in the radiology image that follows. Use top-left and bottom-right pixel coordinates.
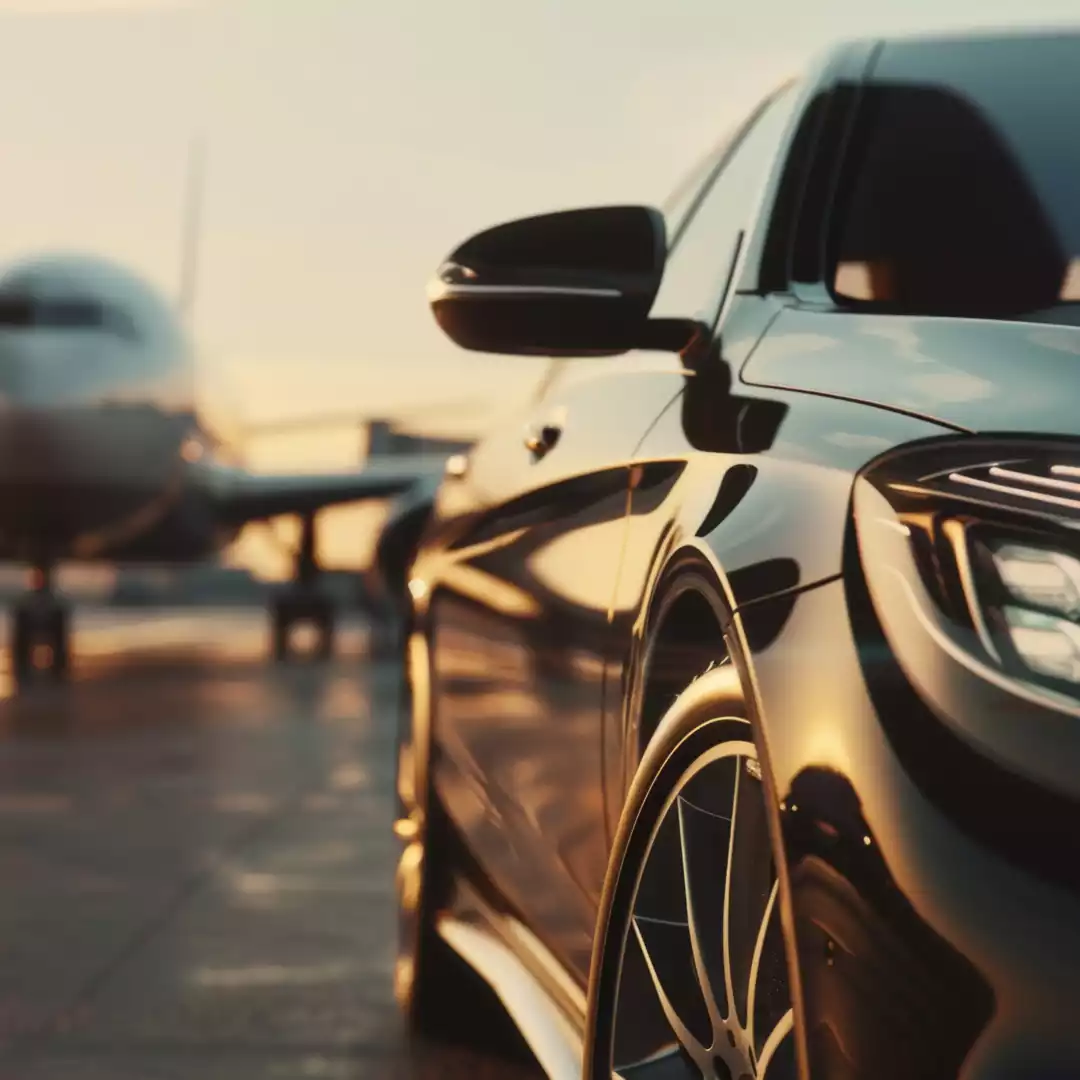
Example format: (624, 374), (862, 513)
(11, 601), (70, 683)
(11, 608), (32, 681)
(584, 658), (800, 1080)
(315, 612), (335, 660)
(270, 608), (289, 662)
(50, 607), (70, 676)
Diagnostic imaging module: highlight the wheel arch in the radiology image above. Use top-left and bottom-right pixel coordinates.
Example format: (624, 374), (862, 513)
(629, 534), (788, 761)
(632, 550), (733, 763)
(617, 540), (812, 1080)
(625, 533), (807, 778)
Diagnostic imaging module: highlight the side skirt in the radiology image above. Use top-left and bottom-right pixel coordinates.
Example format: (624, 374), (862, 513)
(437, 877), (588, 1080)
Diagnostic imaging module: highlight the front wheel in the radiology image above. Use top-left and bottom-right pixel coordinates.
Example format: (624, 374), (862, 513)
(585, 662), (799, 1080)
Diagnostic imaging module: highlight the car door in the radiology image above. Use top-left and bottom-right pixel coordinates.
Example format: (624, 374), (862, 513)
(423, 354), (684, 981)
(424, 79), (805, 983)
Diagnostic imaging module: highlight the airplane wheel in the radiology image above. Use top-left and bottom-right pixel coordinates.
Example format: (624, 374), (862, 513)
(315, 611), (335, 660)
(369, 616), (402, 664)
(270, 592), (335, 662)
(50, 608), (70, 675)
(10, 601), (70, 682)
(11, 609), (32, 680)
(271, 594), (303, 663)
(271, 607), (291, 662)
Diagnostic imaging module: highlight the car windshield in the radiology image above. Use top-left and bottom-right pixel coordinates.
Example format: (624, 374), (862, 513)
(831, 33), (1080, 325)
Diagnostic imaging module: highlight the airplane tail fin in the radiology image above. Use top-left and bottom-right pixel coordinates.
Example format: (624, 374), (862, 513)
(177, 135), (206, 324)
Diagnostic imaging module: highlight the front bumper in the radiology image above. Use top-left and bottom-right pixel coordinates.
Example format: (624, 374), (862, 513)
(741, 575), (1080, 1080)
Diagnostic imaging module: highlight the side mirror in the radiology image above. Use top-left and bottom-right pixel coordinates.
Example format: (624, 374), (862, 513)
(428, 205), (667, 357)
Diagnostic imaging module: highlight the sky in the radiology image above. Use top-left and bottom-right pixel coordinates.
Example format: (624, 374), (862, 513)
(0, 0), (1078, 576)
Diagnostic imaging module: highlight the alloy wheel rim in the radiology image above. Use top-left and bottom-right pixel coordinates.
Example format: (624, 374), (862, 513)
(610, 731), (795, 1080)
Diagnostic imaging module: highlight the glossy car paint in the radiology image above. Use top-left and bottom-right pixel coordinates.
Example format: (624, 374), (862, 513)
(412, 353), (689, 980)
(398, 27), (1080, 1080)
(743, 309), (1080, 435)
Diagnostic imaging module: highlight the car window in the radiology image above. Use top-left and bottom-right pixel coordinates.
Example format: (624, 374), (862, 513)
(650, 82), (800, 327)
(831, 33), (1080, 324)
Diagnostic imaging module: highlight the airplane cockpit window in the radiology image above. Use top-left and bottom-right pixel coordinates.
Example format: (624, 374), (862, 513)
(0, 254), (180, 348)
(38, 299), (106, 329)
(0, 296), (33, 327)
(0, 294), (139, 340)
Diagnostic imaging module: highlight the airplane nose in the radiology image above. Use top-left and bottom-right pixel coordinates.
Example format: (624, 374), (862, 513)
(0, 333), (107, 406)
(0, 406), (184, 488)
(0, 331), (187, 492)
(0, 406), (183, 557)
(0, 335), (121, 481)
(0, 344), (30, 401)
(0, 409), (109, 484)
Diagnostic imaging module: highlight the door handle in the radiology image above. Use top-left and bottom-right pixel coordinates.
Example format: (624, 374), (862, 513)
(524, 423), (562, 460)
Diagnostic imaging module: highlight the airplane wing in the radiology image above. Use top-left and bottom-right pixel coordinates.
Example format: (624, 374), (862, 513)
(199, 453), (453, 524)
(240, 397), (488, 440)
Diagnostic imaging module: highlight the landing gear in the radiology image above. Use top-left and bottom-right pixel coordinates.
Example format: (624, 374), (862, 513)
(10, 564), (71, 684)
(269, 512), (336, 662)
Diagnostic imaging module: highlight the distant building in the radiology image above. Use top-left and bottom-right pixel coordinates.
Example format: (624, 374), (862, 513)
(363, 419), (472, 461)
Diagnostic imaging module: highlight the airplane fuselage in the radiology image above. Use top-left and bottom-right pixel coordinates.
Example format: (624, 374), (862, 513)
(0, 250), (446, 681)
(0, 252), (245, 565)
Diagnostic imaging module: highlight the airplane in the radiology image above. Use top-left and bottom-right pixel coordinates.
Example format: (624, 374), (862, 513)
(0, 247), (453, 684)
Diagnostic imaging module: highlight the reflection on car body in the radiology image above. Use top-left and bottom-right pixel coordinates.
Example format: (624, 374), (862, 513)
(388, 26), (1080, 1080)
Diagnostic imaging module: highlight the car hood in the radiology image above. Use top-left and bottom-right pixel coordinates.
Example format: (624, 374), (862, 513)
(742, 308), (1080, 435)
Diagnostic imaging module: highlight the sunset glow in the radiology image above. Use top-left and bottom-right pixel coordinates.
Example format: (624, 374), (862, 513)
(0, 0), (1076, 580)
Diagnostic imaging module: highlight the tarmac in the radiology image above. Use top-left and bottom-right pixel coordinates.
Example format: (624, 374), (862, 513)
(0, 608), (544, 1080)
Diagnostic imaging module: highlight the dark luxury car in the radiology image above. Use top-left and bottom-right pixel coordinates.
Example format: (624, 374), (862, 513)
(390, 27), (1080, 1080)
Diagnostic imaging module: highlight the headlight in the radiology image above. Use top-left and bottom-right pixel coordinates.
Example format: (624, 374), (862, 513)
(853, 437), (1080, 873)
(854, 437), (1080, 702)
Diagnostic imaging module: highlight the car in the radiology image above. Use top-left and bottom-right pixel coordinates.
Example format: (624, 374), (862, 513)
(391, 26), (1080, 1080)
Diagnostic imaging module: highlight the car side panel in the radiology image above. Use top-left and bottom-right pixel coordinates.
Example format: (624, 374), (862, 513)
(605, 303), (954, 832)
(413, 355), (685, 982)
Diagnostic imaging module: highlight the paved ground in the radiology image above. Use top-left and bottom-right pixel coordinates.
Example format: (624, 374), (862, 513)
(0, 608), (544, 1079)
